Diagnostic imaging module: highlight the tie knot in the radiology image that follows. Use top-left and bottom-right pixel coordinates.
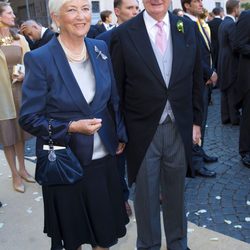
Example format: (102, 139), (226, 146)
(156, 21), (164, 30)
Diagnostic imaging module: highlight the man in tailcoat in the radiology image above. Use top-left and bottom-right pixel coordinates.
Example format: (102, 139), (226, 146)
(110, 0), (203, 249)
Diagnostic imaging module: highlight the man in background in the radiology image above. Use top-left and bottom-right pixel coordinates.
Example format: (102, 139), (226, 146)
(234, 10), (250, 167)
(20, 20), (54, 50)
(208, 7), (223, 70)
(182, 0), (218, 178)
(217, 0), (240, 125)
(95, 10), (114, 35)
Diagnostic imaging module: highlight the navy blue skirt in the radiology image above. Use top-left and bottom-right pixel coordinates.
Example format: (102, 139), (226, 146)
(42, 155), (129, 250)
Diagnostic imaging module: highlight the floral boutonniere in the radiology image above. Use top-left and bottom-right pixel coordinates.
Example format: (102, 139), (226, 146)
(94, 46), (108, 60)
(177, 20), (184, 33)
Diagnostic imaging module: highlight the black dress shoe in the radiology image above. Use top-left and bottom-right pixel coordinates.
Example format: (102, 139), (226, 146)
(203, 154), (218, 163)
(196, 167), (216, 177)
(242, 154), (250, 167)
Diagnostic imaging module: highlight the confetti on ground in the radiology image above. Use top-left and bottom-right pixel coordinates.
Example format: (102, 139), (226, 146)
(0, 223), (4, 229)
(187, 228), (194, 233)
(33, 192), (39, 195)
(0, 173), (3, 176)
(210, 238), (219, 241)
(215, 196), (221, 200)
(2, 204), (8, 208)
(26, 147), (31, 151)
(25, 156), (37, 161)
(195, 209), (207, 215)
(26, 208), (32, 214)
(8, 175), (12, 178)
(224, 220), (232, 224)
(245, 217), (250, 222)
(207, 218), (213, 221)
(186, 212), (190, 217)
(247, 201), (250, 206)
(202, 225), (207, 228)
(133, 218), (136, 222)
(234, 225), (242, 229)
(34, 196), (43, 202)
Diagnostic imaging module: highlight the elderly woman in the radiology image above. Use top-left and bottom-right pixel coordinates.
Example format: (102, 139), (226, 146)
(19, 0), (128, 249)
(0, 1), (34, 193)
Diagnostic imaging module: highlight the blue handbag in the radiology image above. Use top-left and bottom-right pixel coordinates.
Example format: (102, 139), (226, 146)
(35, 120), (84, 186)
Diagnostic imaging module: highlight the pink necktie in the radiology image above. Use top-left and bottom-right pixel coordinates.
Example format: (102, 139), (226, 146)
(155, 21), (167, 54)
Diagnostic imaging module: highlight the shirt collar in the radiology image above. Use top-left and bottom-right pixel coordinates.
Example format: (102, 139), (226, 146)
(41, 27), (47, 39)
(184, 13), (197, 22)
(143, 10), (170, 30)
(226, 15), (236, 22)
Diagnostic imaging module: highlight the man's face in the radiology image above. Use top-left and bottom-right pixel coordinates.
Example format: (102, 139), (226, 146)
(185, 0), (203, 17)
(115, 0), (139, 24)
(142, 0), (171, 21)
(235, 5), (240, 18)
(22, 25), (41, 41)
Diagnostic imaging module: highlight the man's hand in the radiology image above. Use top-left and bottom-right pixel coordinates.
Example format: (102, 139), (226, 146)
(116, 142), (126, 155)
(206, 71), (218, 85)
(193, 125), (201, 145)
(68, 118), (102, 135)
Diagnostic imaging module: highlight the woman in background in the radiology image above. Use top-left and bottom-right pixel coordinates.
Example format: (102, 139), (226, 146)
(0, 1), (34, 193)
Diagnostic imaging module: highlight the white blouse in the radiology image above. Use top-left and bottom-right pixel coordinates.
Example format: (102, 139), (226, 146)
(69, 59), (108, 160)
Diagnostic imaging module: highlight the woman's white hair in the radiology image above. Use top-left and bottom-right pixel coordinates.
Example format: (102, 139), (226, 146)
(48, 0), (92, 31)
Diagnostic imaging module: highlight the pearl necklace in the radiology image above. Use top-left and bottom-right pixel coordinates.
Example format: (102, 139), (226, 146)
(58, 36), (87, 63)
(0, 35), (13, 46)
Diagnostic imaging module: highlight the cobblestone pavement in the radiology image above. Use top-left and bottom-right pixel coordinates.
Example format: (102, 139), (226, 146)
(185, 89), (250, 243)
(2, 89), (249, 244)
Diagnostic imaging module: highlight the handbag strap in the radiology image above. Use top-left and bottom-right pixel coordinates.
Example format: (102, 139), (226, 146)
(48, 119), (54, 150)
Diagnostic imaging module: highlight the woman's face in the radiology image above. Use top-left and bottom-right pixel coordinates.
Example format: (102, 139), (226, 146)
(0, 6), (15, 27)
(54, 0), (91, 38)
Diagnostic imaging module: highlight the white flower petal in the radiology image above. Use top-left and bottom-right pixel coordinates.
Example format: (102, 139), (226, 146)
(2, 204), (7, 207)
(202, 225), (207, 228)
(34, 196), (43, 202)
(247, 201), (250, 206)
(25, 156), (37, 160)
(215, 196), (221, 200)
(187, 228), (194, 233)
(26, 208), (32, 214)
(210, 238), (219, 241)
(197, 209), (207, 214)
(186, 212), (190, 217)
(234, 225), (242, 229)
(245, 217), (250, 222)
(224, 220), (232, 224)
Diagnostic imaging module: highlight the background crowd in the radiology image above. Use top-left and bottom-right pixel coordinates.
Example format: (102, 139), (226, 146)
(0, 0), (249, 249)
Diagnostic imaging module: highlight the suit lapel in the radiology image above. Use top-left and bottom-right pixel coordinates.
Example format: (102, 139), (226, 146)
(169, 14), (186, 86)
(127, 12), (166, 87)
(84, 38), (102, 108)
(49, 36), (91, 114)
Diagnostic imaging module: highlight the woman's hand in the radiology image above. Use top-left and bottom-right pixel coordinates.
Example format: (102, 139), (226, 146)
(12, 72), (24, 83)
(68, 118), (102, 135)
(116, 142), (126, 155)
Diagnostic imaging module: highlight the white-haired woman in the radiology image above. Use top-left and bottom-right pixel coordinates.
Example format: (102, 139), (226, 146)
(19, 0), (129, 249)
